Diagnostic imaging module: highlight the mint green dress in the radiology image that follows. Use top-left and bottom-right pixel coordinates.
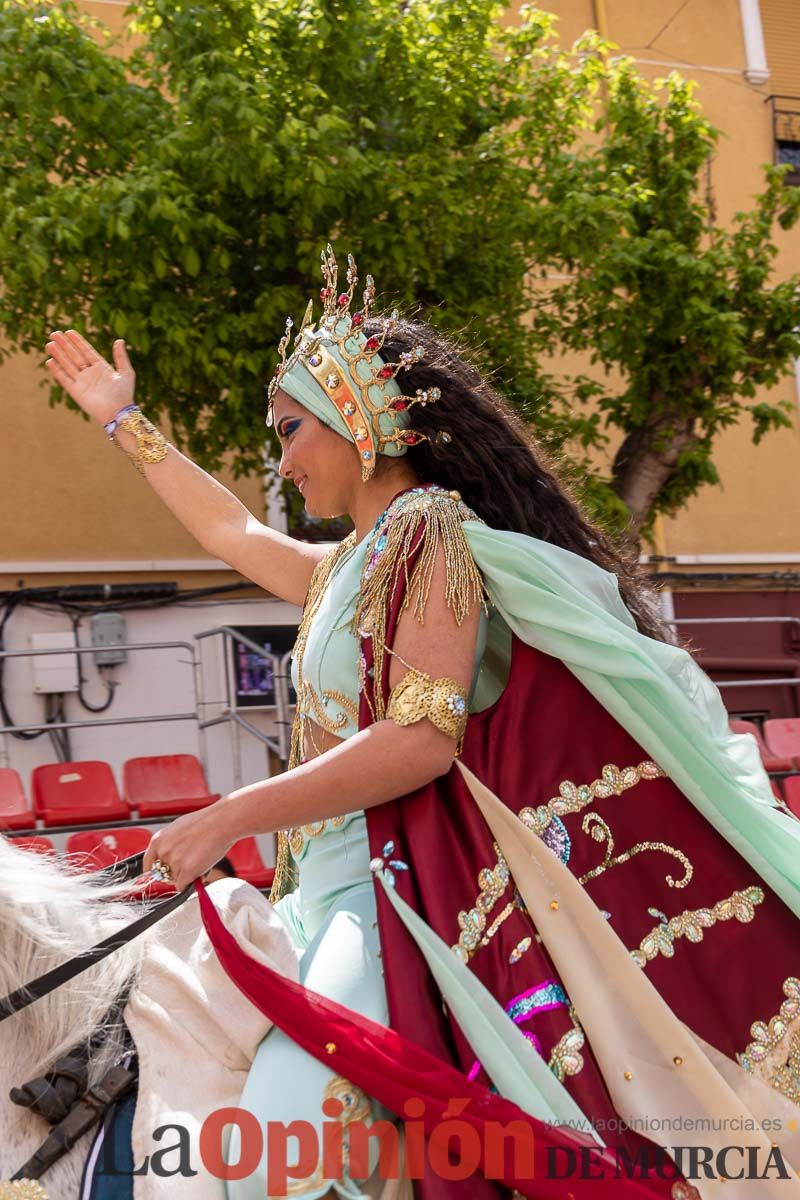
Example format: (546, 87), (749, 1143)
(226, 518), (491, 1200)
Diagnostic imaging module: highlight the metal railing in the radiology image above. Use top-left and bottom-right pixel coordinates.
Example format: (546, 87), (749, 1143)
(765, 95), (800, 183)
(670, 616), (800, 692)
(195, 625), (296, 787)
(0, 629), (297, 834)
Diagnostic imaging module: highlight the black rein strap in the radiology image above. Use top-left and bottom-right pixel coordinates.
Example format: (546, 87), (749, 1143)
(0, 852), (194, 1023)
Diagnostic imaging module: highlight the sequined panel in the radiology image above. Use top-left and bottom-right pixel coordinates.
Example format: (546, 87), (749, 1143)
(549, 1007), (586, 1083)
(518, 760), (665, 838)
(578, 813), (693, 889)
(738, 977), (800, 1106)
(452, 841), (518, 962)
(630, 886), (765, 967)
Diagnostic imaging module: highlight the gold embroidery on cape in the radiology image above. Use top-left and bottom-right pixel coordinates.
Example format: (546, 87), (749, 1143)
(453, 841), (518, 962)
(578, 813), (693, 889)
(453, 759), (670, 964)
(518, 760), (665, 838)
(549, 1006), (586, 1083)
(738, 977), (800, 1106)
(771, 1031), (800, 1106)
(630, 886), (765, 967)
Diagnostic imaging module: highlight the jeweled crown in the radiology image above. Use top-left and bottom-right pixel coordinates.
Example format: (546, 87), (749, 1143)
(266, 246), (447, 480)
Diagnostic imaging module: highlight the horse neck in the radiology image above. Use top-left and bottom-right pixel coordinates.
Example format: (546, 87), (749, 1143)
(0, 849), (143, 1086)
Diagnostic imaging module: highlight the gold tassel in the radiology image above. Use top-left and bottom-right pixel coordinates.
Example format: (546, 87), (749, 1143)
(270, 490), (486, 903)
(351, 490), (488, 719)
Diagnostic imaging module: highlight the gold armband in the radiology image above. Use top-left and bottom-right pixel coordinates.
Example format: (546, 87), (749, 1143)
(114, 410), (170, 476)
(386, 668), (469, 756)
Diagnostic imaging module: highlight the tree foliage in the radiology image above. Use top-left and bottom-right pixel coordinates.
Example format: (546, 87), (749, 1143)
(2, 0), (799, 539)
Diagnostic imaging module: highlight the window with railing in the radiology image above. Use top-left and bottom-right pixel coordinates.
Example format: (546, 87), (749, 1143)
(766, 95), (800, 185)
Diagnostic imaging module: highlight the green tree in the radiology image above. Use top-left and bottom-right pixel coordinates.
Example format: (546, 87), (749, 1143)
(2, 0), (799, 541)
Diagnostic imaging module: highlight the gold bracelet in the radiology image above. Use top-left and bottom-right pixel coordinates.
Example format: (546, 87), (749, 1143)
(114, 410), (170, 476)
(386, 667), (469, 756)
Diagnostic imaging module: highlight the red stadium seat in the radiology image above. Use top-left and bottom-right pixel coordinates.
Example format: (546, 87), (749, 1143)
(227, 838), (275, 889)
(784, 776), (800, 820)
(728, 720), (794, 773)
(771, 779), (784, 803)
(9, 835), (56, 856)
(32, 761), (128, 827)
(66, 827), (152, 871)
(123, 755), (220, 817)
(0, 768), (35, 831)
(66, 827), (174, 896)
(763, 718), (800, 770)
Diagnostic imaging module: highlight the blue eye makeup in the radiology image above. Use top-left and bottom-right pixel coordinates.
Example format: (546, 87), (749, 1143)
(279, 418), (302, 437)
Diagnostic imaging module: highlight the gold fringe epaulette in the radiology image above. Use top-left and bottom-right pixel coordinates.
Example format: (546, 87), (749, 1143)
(269, 485), (487, 905)
(352, 485), (488, 718)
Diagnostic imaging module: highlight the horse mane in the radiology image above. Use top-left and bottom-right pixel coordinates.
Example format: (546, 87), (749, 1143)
(0, 838), (145, 1084)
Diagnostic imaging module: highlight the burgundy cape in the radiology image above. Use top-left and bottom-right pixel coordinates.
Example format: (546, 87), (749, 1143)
(359, 519), (799, 1198)
(201, 512), (798, 1198)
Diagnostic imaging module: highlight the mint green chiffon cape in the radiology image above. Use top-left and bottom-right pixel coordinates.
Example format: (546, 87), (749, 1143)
(461, 521), (800, 921)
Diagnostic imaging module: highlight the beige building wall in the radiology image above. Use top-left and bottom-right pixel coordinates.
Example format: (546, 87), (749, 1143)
(539, 0), (800, 567)
(2, 0), (799, 588)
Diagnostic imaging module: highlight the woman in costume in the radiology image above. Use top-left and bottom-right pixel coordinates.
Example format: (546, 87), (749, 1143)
(44, 247), (800, 1200)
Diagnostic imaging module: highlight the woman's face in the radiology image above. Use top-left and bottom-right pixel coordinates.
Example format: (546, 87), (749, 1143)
(272, 390), (361, 519)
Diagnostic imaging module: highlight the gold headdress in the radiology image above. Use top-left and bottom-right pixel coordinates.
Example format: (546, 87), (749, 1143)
(266, 246), (449, 481)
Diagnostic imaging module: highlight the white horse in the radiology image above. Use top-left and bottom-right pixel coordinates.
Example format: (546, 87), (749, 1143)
(0, 836), (298, 1200)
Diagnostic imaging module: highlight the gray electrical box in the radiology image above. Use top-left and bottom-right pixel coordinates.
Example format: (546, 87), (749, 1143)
(90, 612), (128, 666)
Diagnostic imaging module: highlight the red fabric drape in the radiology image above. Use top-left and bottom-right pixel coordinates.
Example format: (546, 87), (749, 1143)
(197, 880), (667, 1197)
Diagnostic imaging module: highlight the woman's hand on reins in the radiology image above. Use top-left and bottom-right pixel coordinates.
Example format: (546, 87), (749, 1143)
(45, 330), (135, 425)
(143, 804), (236, 892)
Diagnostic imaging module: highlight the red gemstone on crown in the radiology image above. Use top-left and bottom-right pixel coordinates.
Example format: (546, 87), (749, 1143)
(351, 312), (364, 327)
(320, 287), (332, 299)
(404, 433), (419, 444)
(365, 337), (380, 351)
(337, 293), (349, 307)
(393, 400), (408, 411)
(378, 366), (394, 379)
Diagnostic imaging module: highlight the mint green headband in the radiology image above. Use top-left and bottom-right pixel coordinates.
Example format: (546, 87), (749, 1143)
(278, 317), (410, 462)
(266, 247), (445, 482)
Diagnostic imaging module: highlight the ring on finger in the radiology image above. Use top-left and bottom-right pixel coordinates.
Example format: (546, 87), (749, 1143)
(151, 857), (174, 883)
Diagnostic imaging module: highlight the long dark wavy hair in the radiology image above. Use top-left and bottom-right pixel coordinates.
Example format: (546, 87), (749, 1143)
(367, 315), (672, 644)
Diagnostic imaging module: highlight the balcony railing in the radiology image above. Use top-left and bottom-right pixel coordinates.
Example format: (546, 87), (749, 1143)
(765, 95), (800, 186)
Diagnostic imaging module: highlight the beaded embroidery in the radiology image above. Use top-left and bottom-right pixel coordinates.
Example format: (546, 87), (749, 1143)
(738, 977), (800, 1105)
(0, 1185), (49, 1200)
(630, 886), (765, 967)
(577, 813), (693, 889)
(288, 814), (347, 858)
(296, 679), (360, 735)
(518, 760), (665, 838)
(453, 841), (517, 963)
(548, 1007), (586, 1083)
(454, 759), (669, 963)
(467, 980), (576, 1082)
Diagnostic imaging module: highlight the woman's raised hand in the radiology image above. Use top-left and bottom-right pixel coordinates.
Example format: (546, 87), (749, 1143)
(45, 330), (135, 426)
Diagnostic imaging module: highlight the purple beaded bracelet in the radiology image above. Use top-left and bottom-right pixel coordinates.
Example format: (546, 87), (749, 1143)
(104, 403), (140, 439)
